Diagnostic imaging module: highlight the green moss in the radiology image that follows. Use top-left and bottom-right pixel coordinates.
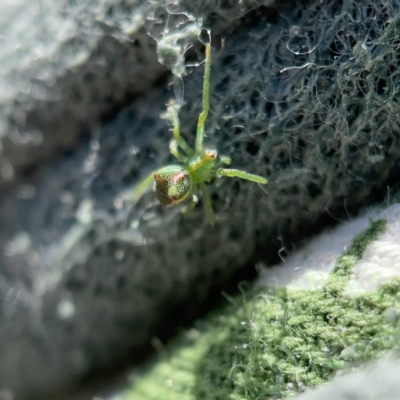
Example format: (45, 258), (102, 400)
(124, 315), (233, 399)
(125, 219), (400, 400)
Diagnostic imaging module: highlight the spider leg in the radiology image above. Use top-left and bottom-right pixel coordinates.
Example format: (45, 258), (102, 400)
(187, 194), (199, 214)
(199, 182), (215, 226)
(216, 168), (268, 184)
(170, 139), (188, 162)
(121, 170), (155, 203)
(195, 41), (211, 153)
(168, 105), (193, 155)
(219, 155), (231, 166)
(182, 183), (198, 215)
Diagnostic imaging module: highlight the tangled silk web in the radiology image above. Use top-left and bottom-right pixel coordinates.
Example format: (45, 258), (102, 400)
(125, 0), (400, 237)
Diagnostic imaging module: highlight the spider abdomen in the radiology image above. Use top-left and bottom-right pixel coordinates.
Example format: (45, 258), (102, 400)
(153, 165), (192, 207)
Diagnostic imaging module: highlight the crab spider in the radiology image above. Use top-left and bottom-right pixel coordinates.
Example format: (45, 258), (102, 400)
(136, 39), (267, 225)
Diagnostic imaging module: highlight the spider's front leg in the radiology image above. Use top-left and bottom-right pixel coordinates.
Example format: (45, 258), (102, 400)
(168, 105), (193, 157)
(218, 155), (231, 166)
(195, 42), (211, 153)
(169, 139), (187, 162)
(216, 168), (268, 184)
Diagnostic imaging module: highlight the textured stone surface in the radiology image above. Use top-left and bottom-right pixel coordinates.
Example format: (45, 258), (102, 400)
(0, 0), (166, 194)
(1, 0), (400, 398)
(293, 358), (400, 400)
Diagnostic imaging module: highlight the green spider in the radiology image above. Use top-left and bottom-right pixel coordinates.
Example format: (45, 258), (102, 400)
(136, 40), (267, 225)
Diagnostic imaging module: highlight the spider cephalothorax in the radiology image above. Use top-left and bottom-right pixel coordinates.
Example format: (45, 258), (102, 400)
(136, 38), (267, 225)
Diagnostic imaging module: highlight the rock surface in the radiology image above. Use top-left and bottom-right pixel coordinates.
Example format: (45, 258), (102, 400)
(1, 0), (400, 398)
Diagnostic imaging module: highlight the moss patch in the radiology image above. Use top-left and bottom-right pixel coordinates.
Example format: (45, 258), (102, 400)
(125, 219), (400, 400)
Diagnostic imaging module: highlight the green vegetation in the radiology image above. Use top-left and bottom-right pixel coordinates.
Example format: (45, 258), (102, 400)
(125, 219), (400, 399)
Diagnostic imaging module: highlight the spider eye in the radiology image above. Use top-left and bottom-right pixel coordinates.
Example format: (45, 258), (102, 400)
(154, 165), (192, 207)
(205, 150), (217, 160)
